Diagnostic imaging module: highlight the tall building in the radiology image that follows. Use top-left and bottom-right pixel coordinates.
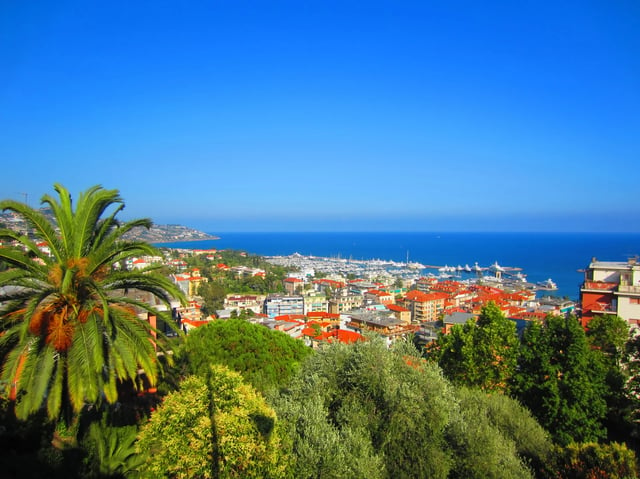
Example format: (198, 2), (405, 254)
(264, 294), (305, 318)
(580, 258), (640, 327)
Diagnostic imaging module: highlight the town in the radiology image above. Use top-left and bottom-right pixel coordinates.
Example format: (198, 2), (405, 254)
(143, 245), (639, 351)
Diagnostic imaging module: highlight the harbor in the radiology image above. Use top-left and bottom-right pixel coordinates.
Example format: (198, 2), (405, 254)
(266, 253), (558, 296)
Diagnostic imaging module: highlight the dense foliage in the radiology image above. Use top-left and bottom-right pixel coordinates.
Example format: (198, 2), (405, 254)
(137, 366), (288, 479)
(181, 319), (312, 394)
(512, 315), (608, 445)
(273, 337), (551, 479)
(428, 302), (519, 392)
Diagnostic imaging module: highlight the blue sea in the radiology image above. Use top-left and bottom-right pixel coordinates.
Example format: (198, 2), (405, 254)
(156, 232), (640, 301)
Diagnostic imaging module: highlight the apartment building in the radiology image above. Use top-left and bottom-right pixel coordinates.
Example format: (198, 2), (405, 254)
(580, 257), (640, 327)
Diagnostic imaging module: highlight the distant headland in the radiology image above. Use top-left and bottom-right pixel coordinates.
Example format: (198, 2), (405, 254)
(0, 208), (216, 244)
(124, 224), (218, 243)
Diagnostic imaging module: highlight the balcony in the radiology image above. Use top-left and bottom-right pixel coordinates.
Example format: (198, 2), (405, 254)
(584, 301), (616, 314)
(581, 281), (618, 292)
(617, 285), (640, 296)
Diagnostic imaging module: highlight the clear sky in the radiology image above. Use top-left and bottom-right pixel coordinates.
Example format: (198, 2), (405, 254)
(1, 1), (639, 232)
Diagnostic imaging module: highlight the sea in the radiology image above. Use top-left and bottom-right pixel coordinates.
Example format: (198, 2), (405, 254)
(155, 232), (640, 301)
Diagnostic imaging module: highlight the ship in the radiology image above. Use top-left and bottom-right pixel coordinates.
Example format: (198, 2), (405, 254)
(537, 278), (558, 290)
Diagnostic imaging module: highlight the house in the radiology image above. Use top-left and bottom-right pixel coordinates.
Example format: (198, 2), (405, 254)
(284, 277), (304, 295)
(302, 327), (364, 348)
(347, 310), (417, 341)
(224, 294), (266, 315)
(386, 303), (411, 324)
(442, 312), (477, 334)
(580, 257), (640, 327)
(364, 289), (395, 306)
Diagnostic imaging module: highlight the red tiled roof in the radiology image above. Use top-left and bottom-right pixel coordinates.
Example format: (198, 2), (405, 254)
(387, 304), (409, 313)
(275, 314), (306, 322)
(405, 290), (449, 302)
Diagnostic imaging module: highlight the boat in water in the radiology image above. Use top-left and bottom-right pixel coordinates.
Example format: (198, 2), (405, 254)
(537, 278), (558, 290)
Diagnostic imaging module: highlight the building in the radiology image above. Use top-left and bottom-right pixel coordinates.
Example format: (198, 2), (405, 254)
(224, 294), (266, 315)
(328, 292), (364, 314)
(364, 289), (395, 306)
(403, 290), (449, 323)
(264, 294), (305, 318)
(580, 257), (640, 327)
(284, 277), (304, 295)
(303, 291), (329, 313)
(386, 303), (411, 324)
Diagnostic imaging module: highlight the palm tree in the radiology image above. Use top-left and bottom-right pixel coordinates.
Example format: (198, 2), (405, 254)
(0, 184), (186, 421)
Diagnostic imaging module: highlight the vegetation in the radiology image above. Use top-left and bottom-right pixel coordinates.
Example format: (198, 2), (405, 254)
(273, 337), (551, 479)
(137, 366), (288, 479)
(547, 442), (638, 479)
(0, 184), (186, 425)
(427, 302), (519, 392)
(512, 315), (608, 446)
(1, 184), (639, 478)
(180, 319), (312, 394)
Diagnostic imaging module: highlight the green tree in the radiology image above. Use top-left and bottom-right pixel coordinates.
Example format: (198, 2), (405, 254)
(448, 387), (552, 478)
(137, 366), (288, 478)
(512, 315), (608, 445)
(181, 319), (312, 395)
(587, 314), (629, 365)
(547, 442), (638, 479)
(0, 184), (186, 422)
(429, 302), (519, 392)
(198, 281), (226, 316)
(274, 337), (546, 479)
(586, 314), (634, 443)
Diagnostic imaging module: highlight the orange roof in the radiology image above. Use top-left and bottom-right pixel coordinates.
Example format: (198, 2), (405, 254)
(302, 328), (364, 344)
(387, 304), (410, 313)
(306, 312), (340, 320)
(322, 329), (364, 344)
(182, 319), (210, 328)
(285, 277), (303, 283)
(275, 314), (306, 322)
(366, 289), (391, 297)
(405, 290), (449, 302)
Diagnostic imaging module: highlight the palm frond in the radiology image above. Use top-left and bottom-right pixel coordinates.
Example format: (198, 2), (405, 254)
(67, 318), (104, 411)
(92, 202), (126, 246)
(0, 200), (62, 258)
(42, 184), (75, 256)
(16, 344), (56, 418)
(0, 229), (50, 264)
(73, 185), (123, 257)
(0, 247), (48, 278)
(46, 359), (65, 420)
(90, 239), (158, 274)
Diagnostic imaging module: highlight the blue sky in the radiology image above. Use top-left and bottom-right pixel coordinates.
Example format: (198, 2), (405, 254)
(1, 1), (639, 232)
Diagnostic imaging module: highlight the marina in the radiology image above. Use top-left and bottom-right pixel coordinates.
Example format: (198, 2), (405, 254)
(266, 253), (558, 295)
